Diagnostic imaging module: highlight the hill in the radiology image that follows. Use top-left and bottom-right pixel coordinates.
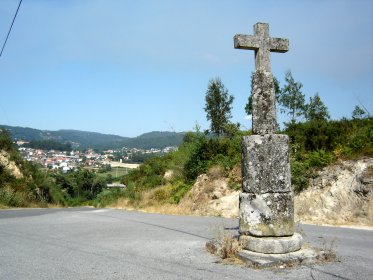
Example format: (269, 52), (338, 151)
(123, 131), (185, 150)
(0, 128), (110, 208)
(0, 125), (184, 150)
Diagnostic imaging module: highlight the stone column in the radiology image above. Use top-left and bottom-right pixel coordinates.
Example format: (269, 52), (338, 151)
(235, 23), (302, 254)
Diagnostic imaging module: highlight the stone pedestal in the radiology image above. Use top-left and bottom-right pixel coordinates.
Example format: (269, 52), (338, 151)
(240, 233), (303, 254)
(234, 23), (302, 256)
(239, 134), (302, 253)
(239, 125), (303, 255)
(239, 192), (294, 237)
(240, 135), (294, 237)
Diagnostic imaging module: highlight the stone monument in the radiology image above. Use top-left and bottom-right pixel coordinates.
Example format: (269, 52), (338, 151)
(234, 23), (302, 254)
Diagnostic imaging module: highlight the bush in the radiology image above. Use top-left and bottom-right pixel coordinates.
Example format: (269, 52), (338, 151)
(0, 128), (14, 152)
(169, 182), (192, 204)
(291, 160), (311, 193)
(184, 134), (241, 181)
(151, 182), (192, 204)
(306, 150), (334, 168)
(153, 188), (168, 202)
(0, 188), (28, 207)
(122, 182), (142, 202)
(93, 189), (123, 207)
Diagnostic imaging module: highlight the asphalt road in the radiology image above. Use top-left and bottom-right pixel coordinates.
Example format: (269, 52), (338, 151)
(0, 207), (372, 280)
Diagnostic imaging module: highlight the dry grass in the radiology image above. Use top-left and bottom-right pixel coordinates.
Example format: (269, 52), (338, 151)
(207, 165), (225, 180)
(316, 238), (338, 263)
(218, 234), (243, 260)
(206, 226), (244, 264)
(0, 203), (8, 209)
(108, 191), (195, 216)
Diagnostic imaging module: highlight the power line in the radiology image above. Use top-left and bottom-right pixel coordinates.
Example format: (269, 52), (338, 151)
(0, 0), (23, 58)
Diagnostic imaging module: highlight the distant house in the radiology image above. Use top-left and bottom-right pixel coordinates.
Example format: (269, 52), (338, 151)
(62, 166), (70, 173)
(106, 183), (126, 189)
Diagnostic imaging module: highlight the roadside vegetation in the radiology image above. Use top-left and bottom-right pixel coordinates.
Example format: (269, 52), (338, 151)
(0, 128), (112, 208)
(1, 71), (372, 210)
(94, 73), (373, 209)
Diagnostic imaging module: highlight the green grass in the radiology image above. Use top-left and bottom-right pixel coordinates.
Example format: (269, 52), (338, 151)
(94, 167), (131, 179)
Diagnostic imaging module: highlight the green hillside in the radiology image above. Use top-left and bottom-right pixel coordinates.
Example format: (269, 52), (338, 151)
(1, 125), (184, 150)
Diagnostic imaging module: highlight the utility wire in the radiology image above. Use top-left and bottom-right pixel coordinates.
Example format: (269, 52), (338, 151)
(0, 0), (23, 58)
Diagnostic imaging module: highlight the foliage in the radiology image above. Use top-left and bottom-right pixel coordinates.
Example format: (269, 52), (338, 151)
(126, 131), (185, 150)
(1, 127), (113, 207)
(152, 182), (192, 204)
(127, 152), (163, 163)
(24, 140), (72, 151)
(115, 127), (244, 205)
(306, 150), (334, 168)
(278, 70), (306, 124)
(285, 117), (373, 156)
(184, 135), (241, 181)
(352, 105), (368, 119)
(204, 78), (234, 136)
(2, 111), (373, 209)
(93, 188), (124, 208)
(305, 93), (330, 122)
(290, 160), (311, 193)
(286, 117), (373, 192)
(102, 116), (372, 203)
(52, 168), (107, 202)
(121, 156), (168, 193)
(0, 128), (14, 152)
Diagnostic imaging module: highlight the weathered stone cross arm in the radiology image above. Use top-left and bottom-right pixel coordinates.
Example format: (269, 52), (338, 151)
(234, 35), (289, 52)
(234, 22), (289, 72)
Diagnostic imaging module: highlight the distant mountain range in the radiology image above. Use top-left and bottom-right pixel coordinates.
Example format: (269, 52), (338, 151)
(1, 125), (185, 150)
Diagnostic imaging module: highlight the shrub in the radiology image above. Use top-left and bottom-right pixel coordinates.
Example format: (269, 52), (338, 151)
(306, 150), (334, 168)
(0, 188), (28, 207)
(153, 188), (168, 202)
(169, 182), (192, 204)
(184, 134), (241, 181)
(122, 182), (142, 202)
(93, 189), (123, 207)
(291, 160), (311, 193)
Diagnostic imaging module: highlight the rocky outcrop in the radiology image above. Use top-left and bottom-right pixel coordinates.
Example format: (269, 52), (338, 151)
(0, 150), (23, 179)
(295, 158), (373, 226)
(178, 171), (239, 218)
(181, 158), (373, 225)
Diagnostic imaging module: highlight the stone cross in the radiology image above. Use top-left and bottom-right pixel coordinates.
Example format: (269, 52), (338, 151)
(234, 23), (289, 73)
(235, 23), (289, 135)
(234, 23), (302, 254)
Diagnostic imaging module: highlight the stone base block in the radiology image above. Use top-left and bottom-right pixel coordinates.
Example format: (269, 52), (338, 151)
(242, 134), (291, 193)
(236, 247), (319, 268)
(239, 192), (294, 236)
(240, 233), (303, 254)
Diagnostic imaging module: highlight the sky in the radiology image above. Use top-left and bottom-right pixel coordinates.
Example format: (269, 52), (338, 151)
(0, 0), (372, 137)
